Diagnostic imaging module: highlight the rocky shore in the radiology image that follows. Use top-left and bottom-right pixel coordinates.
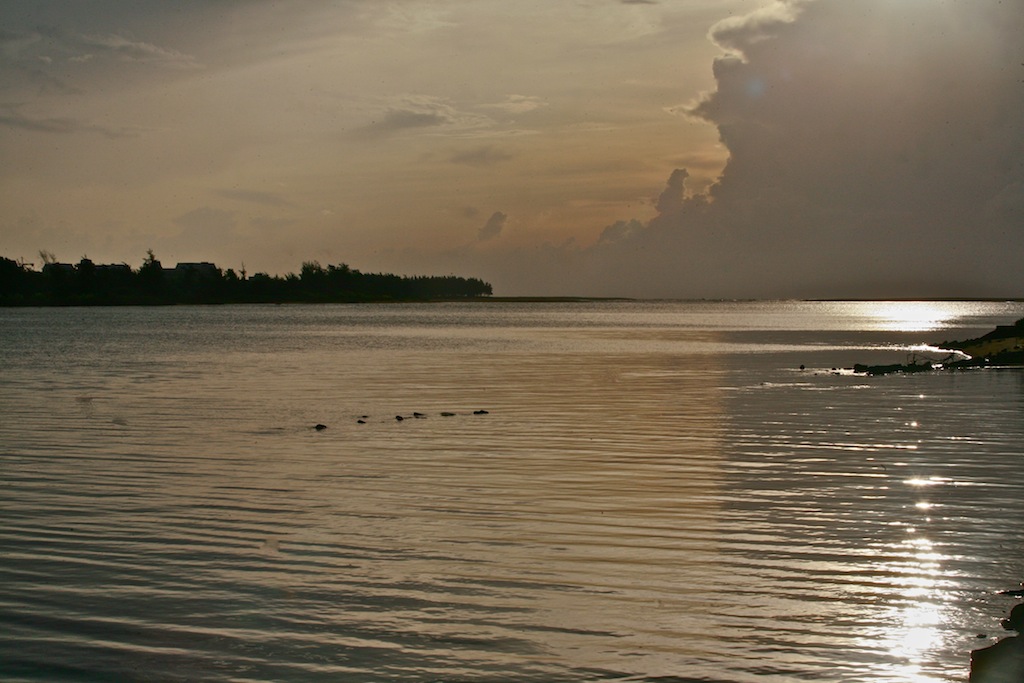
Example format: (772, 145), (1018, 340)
(853, 316), (1024, 376)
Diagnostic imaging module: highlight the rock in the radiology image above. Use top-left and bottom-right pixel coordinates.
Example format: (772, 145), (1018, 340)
(314, 424), (328, 431)
(853, 361), (934, 376)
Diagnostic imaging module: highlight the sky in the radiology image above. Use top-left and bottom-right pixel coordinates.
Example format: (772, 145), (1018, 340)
(1, 0), (1021, 298)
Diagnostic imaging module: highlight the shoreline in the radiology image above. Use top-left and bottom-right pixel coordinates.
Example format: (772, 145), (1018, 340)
(3, 295), (1024, 308)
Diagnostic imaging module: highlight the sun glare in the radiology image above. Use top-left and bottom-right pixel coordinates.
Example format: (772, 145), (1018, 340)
(861, 302), (957, 333)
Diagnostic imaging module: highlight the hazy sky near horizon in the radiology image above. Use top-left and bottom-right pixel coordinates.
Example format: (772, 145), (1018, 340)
(1, 0), (1022, 298)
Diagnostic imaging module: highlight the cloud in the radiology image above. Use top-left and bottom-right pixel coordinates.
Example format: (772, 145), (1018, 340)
(360, 96), (490, 137)
(532, 0), (1024, 298)
(0, 24), (200, 104)
(216, 188), (295, 208)
(0, 106), (80, 134)
(366, 109), (450, 134)
(2, 25), (200, 70)
(0, 103), (141, 138)
(449, 145), (513, 167)
(76, 32), (201, 68)
(704, 2), (800, 56)
(478, 211), (507, 242)
(654, 168), (688, 214)
(598, 219), (644, 245)
(2, 64), (84, 96)
(481, 95), (547, 115)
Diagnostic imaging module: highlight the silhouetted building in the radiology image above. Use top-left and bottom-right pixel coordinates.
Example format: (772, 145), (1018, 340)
(96, 263), (132, 275)
(172, 262), (219, 277)
(42, 263), (75, 275)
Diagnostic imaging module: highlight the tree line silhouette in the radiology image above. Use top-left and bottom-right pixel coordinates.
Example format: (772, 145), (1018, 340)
(0, 251), (493, 306)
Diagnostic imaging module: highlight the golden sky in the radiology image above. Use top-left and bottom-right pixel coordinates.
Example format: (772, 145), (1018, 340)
(2, 1), (1021, 298)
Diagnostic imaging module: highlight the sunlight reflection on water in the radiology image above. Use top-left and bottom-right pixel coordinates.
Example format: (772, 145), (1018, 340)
(0, 301), (1022, 682)
(875, 535), (948, 683)
(856, 302), (960, 333)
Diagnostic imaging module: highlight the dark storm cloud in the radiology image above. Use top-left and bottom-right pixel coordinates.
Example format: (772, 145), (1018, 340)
(569, 0), (1024, 298)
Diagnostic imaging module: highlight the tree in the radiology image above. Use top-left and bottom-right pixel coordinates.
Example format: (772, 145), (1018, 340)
(138, 249), (165, 302)
(0, 257), (35, 304)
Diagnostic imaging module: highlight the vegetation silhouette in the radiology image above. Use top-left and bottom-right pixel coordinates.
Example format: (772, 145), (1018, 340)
(0, 252), (492, 306)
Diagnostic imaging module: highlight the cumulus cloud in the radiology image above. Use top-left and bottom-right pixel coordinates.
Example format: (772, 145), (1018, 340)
(598, 219), (644, 245)
(705, 1), (800, 56)
(478, 211), (507, 242)
(536, 0), (1024, 298)
(654, 168), (688, 214)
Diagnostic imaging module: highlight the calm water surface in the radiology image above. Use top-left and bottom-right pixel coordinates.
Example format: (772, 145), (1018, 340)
(1, 301), (1022, 682)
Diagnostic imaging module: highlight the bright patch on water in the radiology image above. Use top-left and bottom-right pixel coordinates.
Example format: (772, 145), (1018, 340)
(1, 301), (1022, 682)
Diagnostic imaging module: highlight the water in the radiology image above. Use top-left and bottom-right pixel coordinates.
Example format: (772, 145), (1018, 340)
(1, 300), (1022, 682)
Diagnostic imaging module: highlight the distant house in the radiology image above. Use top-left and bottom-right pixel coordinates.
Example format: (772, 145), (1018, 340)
(42, 262), (76, 275)
(172, 262), (220, 278)
(95, 263), (132, 275)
